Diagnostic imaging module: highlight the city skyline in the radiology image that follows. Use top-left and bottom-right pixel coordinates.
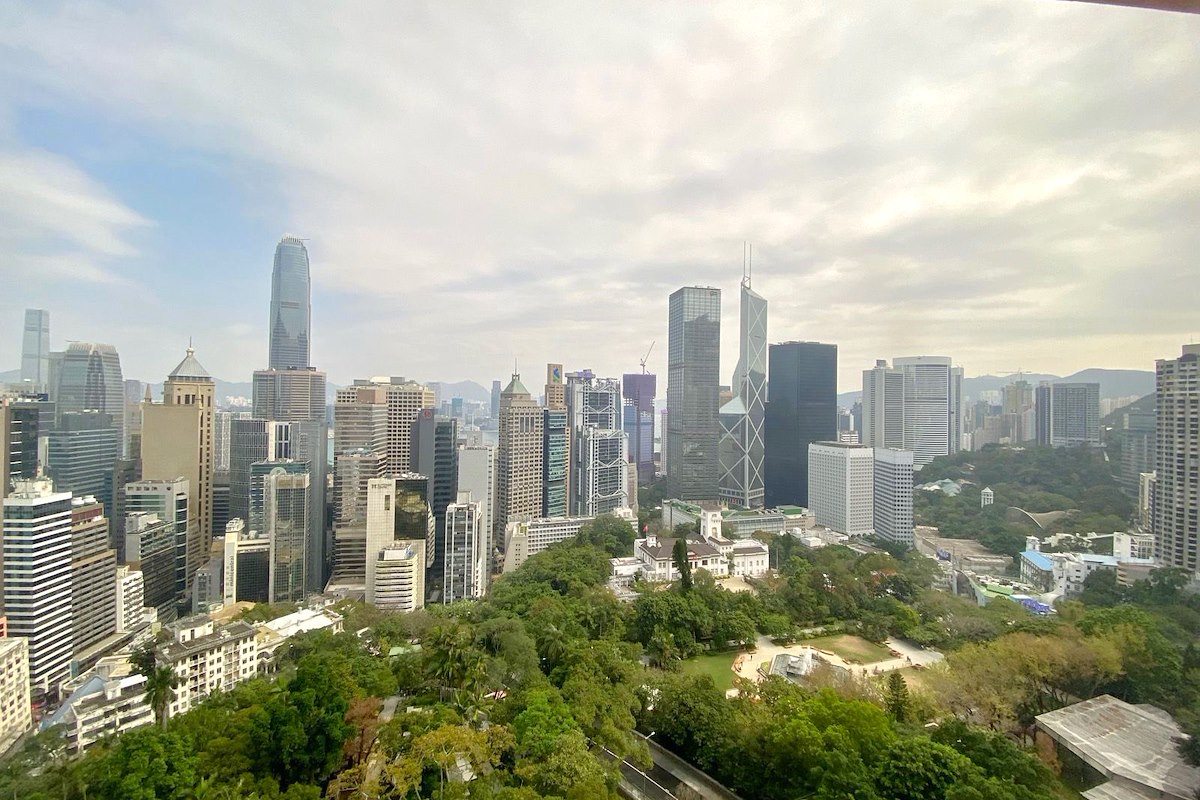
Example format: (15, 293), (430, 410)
(2, 4), (1198, 391)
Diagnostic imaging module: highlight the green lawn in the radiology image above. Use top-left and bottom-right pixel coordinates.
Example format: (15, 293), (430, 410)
(804, 635), (893, 664)
(680, 650), (740, 692)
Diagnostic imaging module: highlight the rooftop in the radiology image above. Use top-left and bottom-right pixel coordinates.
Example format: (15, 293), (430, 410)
(167, 346), (212, 381)
(1036, 695), (1200, 800)
(1022, 550), (1055, 572)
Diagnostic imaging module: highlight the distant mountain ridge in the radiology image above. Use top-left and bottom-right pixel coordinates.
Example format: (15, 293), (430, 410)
(836, 368), (1155, 407)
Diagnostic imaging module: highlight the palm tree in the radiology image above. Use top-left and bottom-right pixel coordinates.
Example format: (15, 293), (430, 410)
(144, 665), (178, 729)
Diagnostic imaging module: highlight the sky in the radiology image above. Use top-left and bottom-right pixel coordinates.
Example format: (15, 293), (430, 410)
(1, 1), (1197, 394)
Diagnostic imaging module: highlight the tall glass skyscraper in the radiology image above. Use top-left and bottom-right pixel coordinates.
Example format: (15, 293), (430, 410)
(763, 341), (837, 508)
(268, 236), (311, 369)
(666, 286), (721, 501)
(20, 309), (50, 388)
(622, 372), (656, 486)
(51, 342), (124, 469)
(719, 277), (767, 508)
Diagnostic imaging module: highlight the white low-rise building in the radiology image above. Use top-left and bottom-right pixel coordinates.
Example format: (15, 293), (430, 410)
(157, 615), (257, 719)
(41, 656), (152, 753)
(501, 516), (593, 572)
(254, 607), (344, 670)
(610, 529), (770, 588)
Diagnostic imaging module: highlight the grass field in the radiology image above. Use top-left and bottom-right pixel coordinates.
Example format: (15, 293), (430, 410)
(804, 634), (893, 664)
(680, 650), (740, 692)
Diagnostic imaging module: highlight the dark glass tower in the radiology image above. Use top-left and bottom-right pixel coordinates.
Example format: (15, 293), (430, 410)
(622, 373), (657, 486)
(411, 410), (459, 599)
(666, 286), (721, 501)
(763, 341), (837, 508)
(268, 236), (312, 370)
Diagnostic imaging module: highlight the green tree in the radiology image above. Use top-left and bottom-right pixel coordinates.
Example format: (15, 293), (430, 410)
(577, 513), (638, 557)
(673, 537), (693, 592)
(144, 665), (178, 729)
(873, 737), (974, 800)
(883, 671), (910, 723)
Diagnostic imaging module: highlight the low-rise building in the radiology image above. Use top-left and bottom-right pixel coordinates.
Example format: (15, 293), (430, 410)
(253, 607), (344, 670)
(660, 499), (810, 539)
(40, 657), (152, 753)
(157, 615), (257, 719)
(0, 633), (31, 755)
(501, 515), (593, 573)
(633, 535), (727, 582)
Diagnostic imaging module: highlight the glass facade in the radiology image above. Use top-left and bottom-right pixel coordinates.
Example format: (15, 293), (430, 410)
(52, 342), (124, 459)
(622, 373), (656, 486)
(666, 287), (721, 501)
(763, 341), (837, 508)
(268, 236), (312, 370)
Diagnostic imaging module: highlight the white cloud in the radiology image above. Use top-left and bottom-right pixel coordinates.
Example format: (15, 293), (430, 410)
(0, 1), (1197, 389)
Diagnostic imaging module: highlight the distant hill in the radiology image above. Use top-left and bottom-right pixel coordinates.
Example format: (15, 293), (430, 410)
(434, 380), (491, 404)
(837, 368), (1155, 407)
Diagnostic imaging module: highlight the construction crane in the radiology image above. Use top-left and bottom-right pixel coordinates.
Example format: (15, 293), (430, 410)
(639, 341), (655, 374)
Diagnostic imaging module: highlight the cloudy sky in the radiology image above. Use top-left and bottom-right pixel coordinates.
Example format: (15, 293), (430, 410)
(1, 1), (1197, 394)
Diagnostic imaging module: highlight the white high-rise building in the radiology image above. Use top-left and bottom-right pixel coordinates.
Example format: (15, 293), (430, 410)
(808, 442), (875, 536)
(457, 445), (495, 557)
(863, 357), (962, 469)
(3, 480), (74, 694)
(114, 566), (146, 635)
(873, 448), (914, 548)
(373, 542), (426, 612)
(719, 274), (767, 509)
(1153, 345), (1200, 576)
(365, 475), (432, 607)
(443, 493), (485, 602)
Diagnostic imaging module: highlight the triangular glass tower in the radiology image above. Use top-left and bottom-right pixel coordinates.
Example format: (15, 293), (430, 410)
(719, 267), (767, 508)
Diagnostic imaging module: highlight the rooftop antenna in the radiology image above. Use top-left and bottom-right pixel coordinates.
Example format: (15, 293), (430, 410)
(742, 241), (752, 289)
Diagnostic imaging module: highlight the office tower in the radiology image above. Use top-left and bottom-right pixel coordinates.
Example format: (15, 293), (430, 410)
(123, 380), (143, 457)
(807, 442), (875, 536)
(0, 634), (32, 754)
(491, 380), (501, 419)
(141, 347), (214, 601)
(255, 463), (310, 603)
(1035, 382), (1101, 448)
(50, 342), (124, 451)
(1, 396), (41, 500)
(495, 375), (544, 542)
(719, 275), (767, 509)
(47, 411), (119, 512)
(337, 378), (434, 474)
(251, 371), (327, 590)
(213, 411), (233, 473)
(1120, 408), (1156, 496)
(892, 356), (962, 466)
(123, 512), (178, 623)
(862, 360), (905, 451)
(666, 286), (721, 501)
(545, 364), (565, 410)
(331, 449), (382, 580)
(457, 445), (495, 566)
(451, 397), (464, 419)
(3, 479), (73, 693)
(622, 372), (656, 486)
(69, 497), (117, 663)
(542, 408), (569, 517)
(222, 519), (269, 604)
(1153, 345), (1200, 575)
(334, 384), (388, 456)
(850, 401), (863, 440)
(229, 419), (293, 524)
(873, 448), (914, 548)
(373, 542), (426, 613)
(193, 536), (224, 613)
(114, 565), (145, 635)
(211, 470), (230, 538)
(565, 372), (628, 516)
(20, 309), (50, 388)
(412, 410), (458, 597)
(268, 235), (312, 369)
(763, 342), (837, 508)
(1001, 380), (1035, 443)
(443, 492), (485, 602)
(365, 476), (432, 607)
(124, 478), (189, 615)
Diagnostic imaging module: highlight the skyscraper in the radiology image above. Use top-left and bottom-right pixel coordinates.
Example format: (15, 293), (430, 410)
(490, 380), (501, 420)
(861, 360), (905, 451)
(873, 448), (914, 548)
(495, 374), (544, 542)
(47, 411), (119, 512)
(622, 372), (656, 486)
(443, 492), (485, 602)
(808, 442), (874, 537)
(1152, 345), (1200, 576)
(0, 397), (41, 501)
(337, 378), (434, 474)
(1035, 382), (1101, 448)
(542, 408), (569, 518)
(892, 356), (962, 467)
(69, 497), (117, 664)
(544, 364), (565, 410)
(719, 276), (767, 509)
(268, 235), (312, 370)
(20, 309), (50, 388)
(666, 286), (721, 501)
(3, 479), (73, 693)
(365, 475), (433, 607)
(412, 409), (459, 599)
(124, 479), (188, 621)
(565, 371), (628, 516)
(141, 347), (214, 601)
(763, 342), (837, 508)
(457, 445), (495, 567)
(254, 463), (310, 603)
(51, 342), (124, 458)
